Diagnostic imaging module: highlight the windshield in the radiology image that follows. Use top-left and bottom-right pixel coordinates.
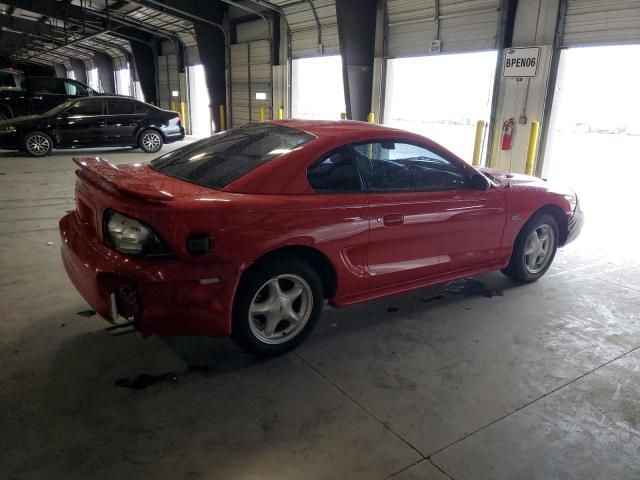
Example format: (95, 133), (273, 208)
(44, 100), (75, 116)
(150, 123), (315, 189)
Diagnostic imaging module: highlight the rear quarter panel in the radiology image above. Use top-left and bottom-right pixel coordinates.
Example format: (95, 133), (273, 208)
(163, 193), (372, 299)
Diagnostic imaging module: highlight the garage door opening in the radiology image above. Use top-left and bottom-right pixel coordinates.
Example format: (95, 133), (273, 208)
(86, 66), (100, 92)
(543, 45), (640, 256)
(116, 66), (132, 96)
(188, 64), (212, 137)
(292, 55), (346, 120)
(384, 51), (497, 162)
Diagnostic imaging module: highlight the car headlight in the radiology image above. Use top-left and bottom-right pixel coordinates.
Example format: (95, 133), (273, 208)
(103, 210), (171, 256)
(564, 192), (578, 211)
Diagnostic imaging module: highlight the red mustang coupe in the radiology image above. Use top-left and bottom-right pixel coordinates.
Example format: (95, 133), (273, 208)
(60, 120), (583, 355)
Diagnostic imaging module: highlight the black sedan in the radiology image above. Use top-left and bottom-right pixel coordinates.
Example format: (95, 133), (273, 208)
(0, 96), (185, 157)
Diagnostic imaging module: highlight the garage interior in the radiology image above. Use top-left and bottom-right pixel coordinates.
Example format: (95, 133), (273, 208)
(1, 1), (639, 479)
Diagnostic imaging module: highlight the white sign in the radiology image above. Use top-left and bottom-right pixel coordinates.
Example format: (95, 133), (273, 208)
(503, 47), (540, 78)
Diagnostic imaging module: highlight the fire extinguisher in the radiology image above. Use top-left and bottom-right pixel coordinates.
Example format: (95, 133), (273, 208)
(501, 118), (515, 150)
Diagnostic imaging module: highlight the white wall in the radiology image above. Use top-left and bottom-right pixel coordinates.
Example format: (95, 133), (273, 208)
(488, 0), (560, 172)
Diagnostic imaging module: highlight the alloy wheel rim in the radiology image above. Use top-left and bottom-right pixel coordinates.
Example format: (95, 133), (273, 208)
(142, 132), (161, 151)
(27, 135), (49, 155)
(248, 274), (313, 345)
(524, 224), (555, 274)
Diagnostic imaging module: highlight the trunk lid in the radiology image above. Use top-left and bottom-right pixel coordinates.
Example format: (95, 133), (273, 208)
(71, 157), (217, 241)
(73, 157), (212, 202)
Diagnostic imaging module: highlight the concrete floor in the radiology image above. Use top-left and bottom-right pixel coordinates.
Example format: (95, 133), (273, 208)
(1, 143), (639, 480)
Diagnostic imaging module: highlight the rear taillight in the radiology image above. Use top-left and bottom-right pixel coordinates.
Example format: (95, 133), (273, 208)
(103, 210), (172, 257)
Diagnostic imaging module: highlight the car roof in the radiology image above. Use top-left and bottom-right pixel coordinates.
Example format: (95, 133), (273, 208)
(274, 119), (405, 139)
(73, 95), (136, 101)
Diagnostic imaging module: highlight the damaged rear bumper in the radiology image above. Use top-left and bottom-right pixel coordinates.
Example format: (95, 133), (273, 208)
(59, 212), (238, 337)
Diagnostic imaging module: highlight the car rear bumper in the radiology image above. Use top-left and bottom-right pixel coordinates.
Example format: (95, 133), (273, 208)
(164, 126), (185, 143)
(59, 212), (238, 337)
(564, 200), (584, 245)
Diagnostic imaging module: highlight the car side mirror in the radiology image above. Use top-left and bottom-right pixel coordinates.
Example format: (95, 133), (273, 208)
(471, 173), (491, 191)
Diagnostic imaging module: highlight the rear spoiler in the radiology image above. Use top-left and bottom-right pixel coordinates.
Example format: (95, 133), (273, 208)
(73, 157), (174, 202)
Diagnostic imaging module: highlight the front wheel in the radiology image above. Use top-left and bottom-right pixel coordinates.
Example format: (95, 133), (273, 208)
(24, 131), (53, 157)
(232, 258), (324, 356)
(502, 213), (559, 282)
(138, 129), (163, 153)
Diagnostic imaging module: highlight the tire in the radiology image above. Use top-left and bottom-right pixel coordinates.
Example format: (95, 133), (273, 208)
(23, 131), (53, 157)
(138, 129), (163, 153)
(502, 213), (559, 282)
(232, 257), (324, 356)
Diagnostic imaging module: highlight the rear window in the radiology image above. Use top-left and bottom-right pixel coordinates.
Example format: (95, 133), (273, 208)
(150, 123), (315, 189)
(107, 99), (136, 114)
(0, 71), (23, 89)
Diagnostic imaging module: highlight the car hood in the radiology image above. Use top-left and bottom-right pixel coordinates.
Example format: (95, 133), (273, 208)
(480, 167), (574, 196)
(480, 167), (544, 185)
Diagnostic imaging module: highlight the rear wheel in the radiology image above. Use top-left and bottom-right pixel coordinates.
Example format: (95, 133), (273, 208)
(502, 213), (559, 282)
(23, 131), (53, 157)
(232, 258), (324, 356)
(138, 129), (163, 153)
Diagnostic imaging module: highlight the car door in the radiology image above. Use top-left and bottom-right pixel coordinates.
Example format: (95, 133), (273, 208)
(306, 147), (371, 298)
(105, 99), (143, 145)
(355, 141), (508, 290)
(28, 78), (67, 113)
(56, 98), (106, 147)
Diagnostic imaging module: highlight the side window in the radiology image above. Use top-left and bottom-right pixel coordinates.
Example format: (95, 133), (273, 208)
(135, 102), (151, 114)
(67, 100), (104, 116)
(307, 147), (362, 193)
(64, 80), (90, 96)
(107, 99), (136, 115)
(354, 142), (466, 192)
(30, 78), (65, 95)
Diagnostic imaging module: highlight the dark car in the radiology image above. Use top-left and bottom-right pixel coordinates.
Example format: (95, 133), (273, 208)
(0, 96), (185, 156)
(0, 74), (101, 120)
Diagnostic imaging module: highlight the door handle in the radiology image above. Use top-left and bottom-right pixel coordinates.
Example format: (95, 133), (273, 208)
(382, 213), (404, 227)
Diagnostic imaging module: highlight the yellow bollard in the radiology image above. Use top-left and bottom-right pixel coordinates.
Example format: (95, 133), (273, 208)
(278, 107), (283, 120)
(259, 106), (265, 122)
(170, 101), (177, 112)
(179, 101), (187, 132)
(340, 112), (347, 120)
(219, 104), (226, 131)
(367, 112), (375, 123)
(472, 120), (487, 167)
(525, 121), (541, 176)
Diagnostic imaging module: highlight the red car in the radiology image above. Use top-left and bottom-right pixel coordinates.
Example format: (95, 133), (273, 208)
(60, 120), (583, 355)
